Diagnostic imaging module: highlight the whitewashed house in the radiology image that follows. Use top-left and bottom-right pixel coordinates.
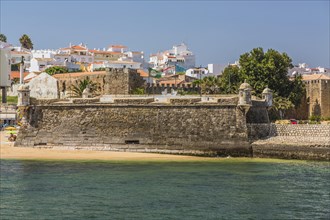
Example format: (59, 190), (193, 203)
(149, 43), (195, 71)
(107, 45), (128, 53)
(32, 49), (57, 59)
(0, 41), (12, 89)
(207, 64), (226, 76)
(104, 60), (142, 69)
(10, 47), (32, 69)
(186, 67), (209, 79)
(29, 58), (56, 72)
(58, 43), (94, 64)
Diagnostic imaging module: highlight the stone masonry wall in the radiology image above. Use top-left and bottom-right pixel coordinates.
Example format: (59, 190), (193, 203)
(15, 103), (251, 156)
(250, 123), (330, 160)
(270, 124), (330, 137)
(248, 123), (330, 139)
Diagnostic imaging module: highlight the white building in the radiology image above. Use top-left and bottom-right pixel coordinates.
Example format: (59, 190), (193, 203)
(207, 64), (226, 76)
(149, 43), (195, 71)
(107, 45), (128, 53)
(58, 43), (94, 64)
(10, 47), (32, 69)
(29, 58), (56, 72)
(186, 67), (209, 79)
(104, 60), (142, 69)
(289, 63), (330, 77)
(0, 41), (12, 88)
(32, 49), (57, 59)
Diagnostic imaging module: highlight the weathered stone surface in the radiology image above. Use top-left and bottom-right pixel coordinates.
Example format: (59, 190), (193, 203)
(15, 101), (252, 157)
(250, 123), (330, 160)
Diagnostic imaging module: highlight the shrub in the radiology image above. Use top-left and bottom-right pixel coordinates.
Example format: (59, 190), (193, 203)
(131, 88), (145, 95)
(309, 115), (321, 122)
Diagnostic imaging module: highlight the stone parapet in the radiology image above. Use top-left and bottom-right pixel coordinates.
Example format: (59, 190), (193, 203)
(169, 98), (201, 105)
(71, 98), (100, 104)
(114, 97), (155, 104)
(270, 124), (330, 137)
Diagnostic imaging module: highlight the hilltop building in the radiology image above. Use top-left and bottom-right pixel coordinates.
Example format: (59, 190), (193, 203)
(289, 63), (330, 77)
(149, 43), (195, 73)
(58, 43), (94, 63)
(185, 67), (209, 79)
(10, 47), (32, 69)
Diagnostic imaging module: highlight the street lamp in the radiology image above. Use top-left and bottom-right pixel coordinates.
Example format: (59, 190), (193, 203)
(199, 65), (202, 97)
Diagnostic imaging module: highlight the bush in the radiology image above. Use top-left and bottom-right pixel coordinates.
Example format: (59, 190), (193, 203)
(131, 88), (145, 95)
(94, 67), (106, 71)
(309, 115), (321, 122)
(45, 66), (69, 75)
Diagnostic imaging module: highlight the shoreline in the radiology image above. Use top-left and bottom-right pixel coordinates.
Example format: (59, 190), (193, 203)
(0, 131), (227, 162)
(1, 131), (326, 164)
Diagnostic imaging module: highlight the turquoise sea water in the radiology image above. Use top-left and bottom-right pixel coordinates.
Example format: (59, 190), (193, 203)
(0, 159), (329, 220)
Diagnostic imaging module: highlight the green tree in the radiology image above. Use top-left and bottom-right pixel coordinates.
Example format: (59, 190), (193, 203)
(71, 77), (98, 97)
(19, 34), (33, 49)
(193, 76), (221, 94)
(271, 95), (294, 119)
(45, 66), (69, 75)
(288, 74), (306, 107)
(220, 47), (305, 109)
(239, 47), (293, 97)
(0, 33), (7, 42)
(219, 65), (242, 94)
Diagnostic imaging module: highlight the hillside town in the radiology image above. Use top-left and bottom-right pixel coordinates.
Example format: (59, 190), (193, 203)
(1, 38), (330, 127)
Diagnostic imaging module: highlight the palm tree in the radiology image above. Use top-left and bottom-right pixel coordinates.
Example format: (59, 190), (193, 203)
(272, 96), (294, 119)
(193, 76), (221, 94)
(70, 77), (98, 97)
(0, 33), (7, 42)
(19, 34), (33, 49)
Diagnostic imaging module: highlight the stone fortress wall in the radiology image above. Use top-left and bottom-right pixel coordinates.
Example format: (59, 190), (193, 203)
(16, 96), (260, 156)
(249, 123), (330, 160)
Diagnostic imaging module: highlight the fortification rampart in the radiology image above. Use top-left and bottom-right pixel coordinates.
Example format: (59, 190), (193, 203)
(249, 123), (330, 160)
(15, 96), (258, 156)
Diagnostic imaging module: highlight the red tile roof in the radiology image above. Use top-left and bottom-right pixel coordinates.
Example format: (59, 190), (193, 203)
(137, 69), (149, 77)
(60, 45), (87, 51)
(109, 45), (127, 48)
(10, 71), (29, 80)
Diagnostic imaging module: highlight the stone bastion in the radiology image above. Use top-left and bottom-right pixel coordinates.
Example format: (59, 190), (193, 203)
(15, 95), (270, 157)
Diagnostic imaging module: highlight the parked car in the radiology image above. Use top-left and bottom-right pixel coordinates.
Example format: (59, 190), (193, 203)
(290, 119), (298, 124)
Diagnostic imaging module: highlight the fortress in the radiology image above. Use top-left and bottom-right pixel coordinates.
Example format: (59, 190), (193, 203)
(14, 78), (330, 160)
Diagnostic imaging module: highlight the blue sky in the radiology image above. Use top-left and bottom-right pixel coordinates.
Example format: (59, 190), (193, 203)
(1, 0), (329, 67)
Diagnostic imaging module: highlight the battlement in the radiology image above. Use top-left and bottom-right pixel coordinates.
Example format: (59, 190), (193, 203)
(28, 95), (259, 107)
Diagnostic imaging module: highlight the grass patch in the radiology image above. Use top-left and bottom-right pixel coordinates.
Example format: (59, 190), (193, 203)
(0, 96), (18, 104)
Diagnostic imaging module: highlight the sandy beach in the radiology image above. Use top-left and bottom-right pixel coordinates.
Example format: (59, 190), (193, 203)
(0, 130), (220, 162)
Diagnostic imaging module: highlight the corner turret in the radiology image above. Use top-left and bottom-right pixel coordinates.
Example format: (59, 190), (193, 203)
(17, 84), (30, 106)
(238, 80), (252, 106)
(262, 87), (273, 107)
